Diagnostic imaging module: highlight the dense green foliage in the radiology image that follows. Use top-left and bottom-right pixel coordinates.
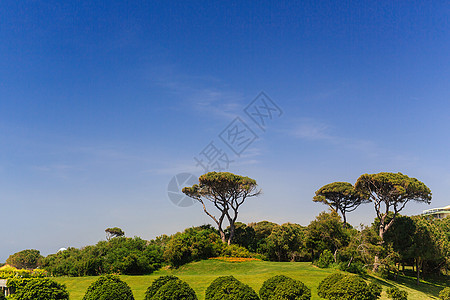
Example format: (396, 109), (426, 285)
(151, 279), (197, 300)
(259, 275), (291, 299)
(318, 273), (381, 300)
(259, 275), (310, 300)
(374, 214), (450, 282)
(386, 287), (408, 300)
(305, 211), (350, 261)
(6, 249), (43, 269)
(316, 249), (334, 268)
(317, 273), (346, 298)
(205, 275), (259, 300)
(225, 222), (257, 250)
(144, 275), (179, 299)
(264, 223), (305, 262)
(83, 274), (134, 300)
(0, 292), (5, 300)
(42, 237), (163, 276)
(440, 287), (450, 300)
(7, 278), (69, 300)
(163, 226), (223, 267)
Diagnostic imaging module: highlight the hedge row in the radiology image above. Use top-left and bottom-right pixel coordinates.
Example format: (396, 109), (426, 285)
(8, 272), (420, 300)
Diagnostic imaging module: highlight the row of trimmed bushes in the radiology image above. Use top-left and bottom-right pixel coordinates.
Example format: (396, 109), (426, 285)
(145, 274), (311, 300)
(11, 273), (445, 300)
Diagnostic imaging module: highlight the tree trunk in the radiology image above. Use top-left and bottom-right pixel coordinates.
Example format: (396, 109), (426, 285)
(227, 222), (235, 245)
(373, 225), (385, 272)
(416, 258), (420, 285)
(218, 227), (226, 243)
(373, 255), (381, 272)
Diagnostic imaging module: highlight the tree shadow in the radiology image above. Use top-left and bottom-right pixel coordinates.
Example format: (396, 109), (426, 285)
(365, 273), (447, 299)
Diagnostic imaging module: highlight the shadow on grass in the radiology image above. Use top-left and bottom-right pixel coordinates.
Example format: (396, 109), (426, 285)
(365, 273), (448, 299)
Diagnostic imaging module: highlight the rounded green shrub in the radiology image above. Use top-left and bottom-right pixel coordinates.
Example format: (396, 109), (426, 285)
(259, 275), (310, 300)
(0, 292), (6, 300)
(11, 278), (69, 300)
(318, 273), (381, 300)
(328, 275), (375, 300)
(440, 287), (450, 300)
(271, 278), (311, 300)
(145, 275), (179, 299)
(386, 287), (408, 300)
(83, 274), (134, 300)
(205, 275), (259, 300)
(259, 275), (290, 299)
(317, 273), (346, 299)
(152, 279), (197, 300)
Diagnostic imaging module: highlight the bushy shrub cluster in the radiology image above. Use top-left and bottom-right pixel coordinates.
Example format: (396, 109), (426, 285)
(337, 261), (367, 275)
(440, 287), (450, 300)
(7, 278), (69, 300)
(163, 226), (223, 267)
(386, 287), (408, 300)
(205, 275), (259, 300)
(219, 244), (254, 258)
(259, 275), (310, 300)
(83, 274), (134, 300)
(43, 237), (164, 276)
(318, 273), (381, 300)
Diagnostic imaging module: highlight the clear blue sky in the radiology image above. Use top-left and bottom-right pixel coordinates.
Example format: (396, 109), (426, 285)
(0, 1), (449, 262)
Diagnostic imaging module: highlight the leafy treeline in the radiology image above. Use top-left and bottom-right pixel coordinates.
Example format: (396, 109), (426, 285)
(42, 237), (164, 276)
(5, 212), (449, 280)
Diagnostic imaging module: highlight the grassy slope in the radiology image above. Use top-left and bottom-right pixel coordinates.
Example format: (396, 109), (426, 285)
(55, 260), (446, 300)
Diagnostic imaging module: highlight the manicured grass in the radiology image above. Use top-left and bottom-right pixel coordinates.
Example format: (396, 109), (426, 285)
(54, 260), (447, 300)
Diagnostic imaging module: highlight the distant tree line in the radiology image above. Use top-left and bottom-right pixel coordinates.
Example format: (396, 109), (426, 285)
(3, 212), (444, 282)
(3, 171), (448, 285)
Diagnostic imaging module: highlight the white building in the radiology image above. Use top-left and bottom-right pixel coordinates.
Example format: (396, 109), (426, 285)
(422, 205), (450, 219)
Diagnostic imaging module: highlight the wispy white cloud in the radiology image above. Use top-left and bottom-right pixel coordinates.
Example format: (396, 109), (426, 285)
(31, 164), (81, 179)
(150, 67), (246, 120)
(291, 119), (334, 141)
(289, 118), (385, 158)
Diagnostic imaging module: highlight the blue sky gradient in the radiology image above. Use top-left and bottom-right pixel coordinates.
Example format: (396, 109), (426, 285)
(0, 1), (449, 262)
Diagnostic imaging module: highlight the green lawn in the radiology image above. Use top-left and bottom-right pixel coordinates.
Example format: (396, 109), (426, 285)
(54, 260), (447, 300)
